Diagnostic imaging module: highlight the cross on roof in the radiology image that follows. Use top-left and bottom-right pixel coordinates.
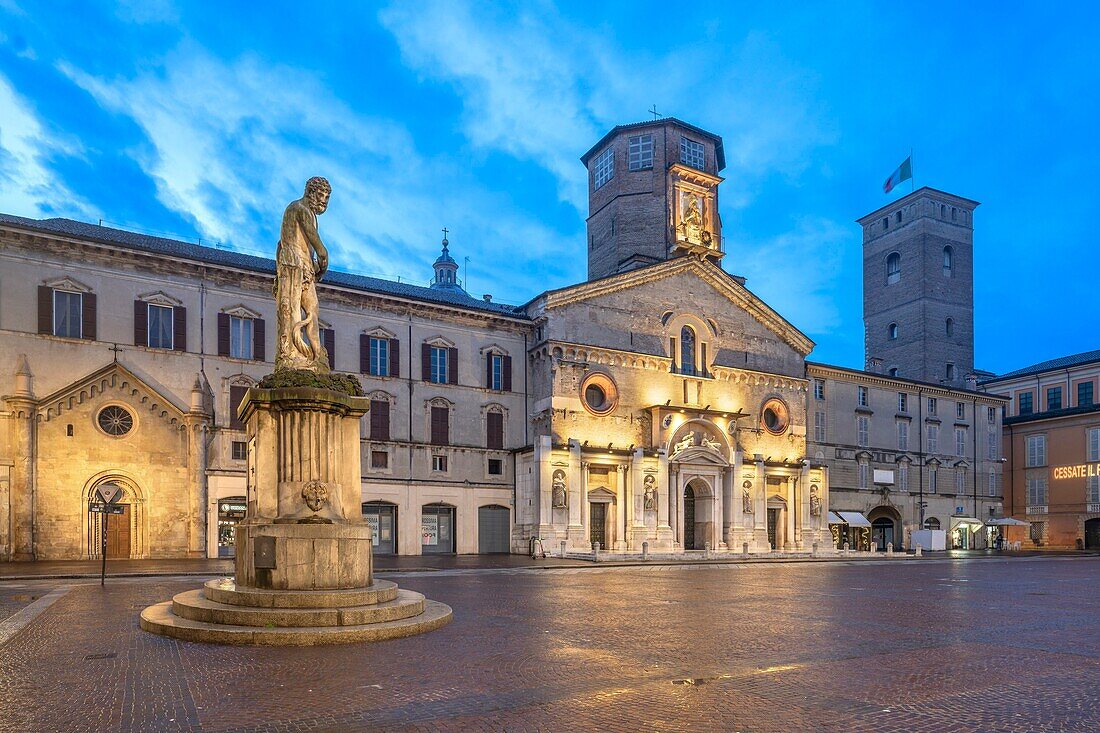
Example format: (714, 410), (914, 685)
(649, 104), (661, 120)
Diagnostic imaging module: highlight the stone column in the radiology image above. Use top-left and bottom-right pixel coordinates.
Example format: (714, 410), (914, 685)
(185, 376), (211, 557)
(536, 435), (553, 536)
(785, 475), (797, 551)
(567, 441), (584, 547)
(580, 461), (590, 549)
(4, 356), (36, 561)
(615, 464), (628, 550)
(630, 448), (646, 549)
(655, 449), (673, 549)
(670, 464), (682, 547)
(754, 455), (769, 549)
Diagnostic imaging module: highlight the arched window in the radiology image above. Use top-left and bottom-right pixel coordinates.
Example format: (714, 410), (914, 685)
(679, 326), (696, 376)
(886, 252), (901, 284)
(943, 246), (953, 276)
(945, 317), (954, 336)
(924, 517), (941, 530)
(888, 323), (898, 340)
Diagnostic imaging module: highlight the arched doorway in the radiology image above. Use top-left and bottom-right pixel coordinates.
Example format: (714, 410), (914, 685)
(868, 506), (901, 551)
(683, 484), (697, 549)
(1085, 518), (1100, 549)
(82, 473), (147, 559)
(363, 501), (398, 555)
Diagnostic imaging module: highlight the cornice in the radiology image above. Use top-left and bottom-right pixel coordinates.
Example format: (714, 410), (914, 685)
(806, 362), (1007, 403)
(34, 361), (189, 427)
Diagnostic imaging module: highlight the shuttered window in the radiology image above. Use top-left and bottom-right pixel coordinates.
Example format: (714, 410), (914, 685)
(321, 328), (335, 370)
(370, 400), (390, 441)
(486, 411), (504, 450)
(229, 386), (248, 430)
(430, 406), (449, 446)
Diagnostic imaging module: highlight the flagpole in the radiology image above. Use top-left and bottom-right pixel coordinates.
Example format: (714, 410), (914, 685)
(910, 147), (914, 192)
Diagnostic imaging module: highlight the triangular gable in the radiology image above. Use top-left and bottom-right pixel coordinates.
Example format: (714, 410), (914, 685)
(535, 256), (814, 355)
(37, 361), (189, 426)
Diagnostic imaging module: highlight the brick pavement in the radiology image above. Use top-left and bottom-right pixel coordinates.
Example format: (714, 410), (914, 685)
(0, 556), (1097, 732)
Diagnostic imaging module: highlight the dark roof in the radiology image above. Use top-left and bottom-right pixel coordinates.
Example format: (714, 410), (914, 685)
(980, 349), (1100, 385)
(0, 213), (527, 318)
(806, 361), (1006, 400)
(855, 186), (980, 225)
(580, 117), (725, 171)
(1004, 402), (1100, 426)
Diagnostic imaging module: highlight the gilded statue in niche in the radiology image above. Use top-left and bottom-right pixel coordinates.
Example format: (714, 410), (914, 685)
(275, 176), (332, 373)
(676, 190), (712, 248)
(551, 470), (568, 509)
(643, 474), (657, 511)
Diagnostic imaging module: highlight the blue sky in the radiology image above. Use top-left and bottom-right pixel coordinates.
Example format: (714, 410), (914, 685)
(0, 1), (1096, 374)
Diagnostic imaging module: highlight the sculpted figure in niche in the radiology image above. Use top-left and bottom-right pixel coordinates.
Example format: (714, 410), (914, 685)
(275, 176), (332, 373)
(643, 474), (657, 511)
(809, 484), (822, 517)
(742, 480), (753, 514)
(551, 470), (568, 509)
(682, 192), (702, 228)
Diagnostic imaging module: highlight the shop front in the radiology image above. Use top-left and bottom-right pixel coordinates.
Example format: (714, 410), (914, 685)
(217, 496), (247, 558)
(950, 515), (984, 549)
(830, 511), (872, 550)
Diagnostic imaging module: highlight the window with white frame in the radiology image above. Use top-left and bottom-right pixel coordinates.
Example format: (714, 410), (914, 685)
(956, 402), (965, 420)
(897, 421), (909, 451)
(369, 337), (389, 376)
(955, 469), (966, 495)
(927, 398), (937, 415)
(628, 134), (653, 171)
(814, 379), (825, 400)
(955, 428), (966, 457)
(988, 470), (997, 497)
(1088, 428), (1100, 503)
(1026, 478), (1048, 507)
(229, 316), (254, 360)
(927, 424), (938, 453)
(987, 406), (996, 422)
(430, 346), (449, 384)
(814, 411), (826, 442)
(147, 304), (174, 349)
(857, 416), (869, 447)
(858, 386), (868, 407)
(858, 462), (869, 489)
(593, 147), (614, 189)
(53, 290), (82, 338)
(898, 462), (909, 491)
(1025, 434), (1046, 467)
(898, 392), (908, 413)
(680, 136), (705, 169)
(929, 468), (938, 493)
(431, 454), (448, 472)
(489, 353), (504, 391)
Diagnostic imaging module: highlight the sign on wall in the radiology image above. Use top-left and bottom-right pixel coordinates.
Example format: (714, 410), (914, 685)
(421, 516), (438, 546)
(1052, 462), (1100, 480)
(365, 515), (380, 546)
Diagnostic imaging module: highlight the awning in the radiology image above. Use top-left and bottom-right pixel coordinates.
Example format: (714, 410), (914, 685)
(836, 511), (872, 528)
(986, 517), (1031, 526)
(827, 511), (846, 524)
(950, 516), (984, 527)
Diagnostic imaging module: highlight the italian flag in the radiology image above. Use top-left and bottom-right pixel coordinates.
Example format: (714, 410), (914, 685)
(883, 156), (913, 193)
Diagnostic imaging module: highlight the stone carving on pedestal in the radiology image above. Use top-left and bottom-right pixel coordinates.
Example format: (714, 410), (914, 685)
(141, 177), (451, 645)
(643, 474), (657, 511)
(742, 480), (753, 514)
(552, 469), (568, 509)
(809, 484), (822, 517)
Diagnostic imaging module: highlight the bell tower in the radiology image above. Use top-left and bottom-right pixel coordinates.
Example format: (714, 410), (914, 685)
(581, 118), (725, 281)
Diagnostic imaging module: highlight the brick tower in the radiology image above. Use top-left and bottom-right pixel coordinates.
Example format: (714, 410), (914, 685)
(859, 187), (979, 386)
(581, 118), (726, 281)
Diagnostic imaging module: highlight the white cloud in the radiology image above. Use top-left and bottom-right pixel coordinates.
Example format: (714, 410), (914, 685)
(57, 45), (574, 303)
(0, 72), (97, 220)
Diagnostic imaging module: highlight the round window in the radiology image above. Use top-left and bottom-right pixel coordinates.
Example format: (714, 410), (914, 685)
(97, 405), (134, 436)
(760, 398), (790, 436)
(579, 373), (618, 416)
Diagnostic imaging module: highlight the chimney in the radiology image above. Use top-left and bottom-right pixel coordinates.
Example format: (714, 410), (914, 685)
(482, 294), (492, 302)
(865, 356), (884, 374)
(965, 373), (978, 390)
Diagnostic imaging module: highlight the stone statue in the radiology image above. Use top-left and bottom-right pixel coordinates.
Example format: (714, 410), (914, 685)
(809, 484), (822, 517)
(552, 470), (568, 509)
(275, 177), (332, 373)
(643, 474), (657, 511)
(682, 192), (702, 227)
(742, 480), (752, 514)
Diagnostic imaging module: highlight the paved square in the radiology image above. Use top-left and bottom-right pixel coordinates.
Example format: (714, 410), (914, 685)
(0, 557), (1097, 732)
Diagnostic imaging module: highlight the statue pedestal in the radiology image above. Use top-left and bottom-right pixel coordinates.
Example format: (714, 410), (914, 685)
(142, 384), (452, 645)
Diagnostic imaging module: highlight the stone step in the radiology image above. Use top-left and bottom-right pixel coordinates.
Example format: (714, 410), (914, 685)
(203, 578), (398, 609)
(171, 588), (425, 628)
(140, 599), (453, 646)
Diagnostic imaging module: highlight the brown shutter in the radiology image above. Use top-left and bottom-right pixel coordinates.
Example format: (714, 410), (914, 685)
(229, 385), (247, 430)
(359, 334), (369, 373)
(217, 313), (231, 356)
(134, 300), (148, 346)
(486, 353), (493, 389)
(323, 328), (335, 370)
(173, 306), (187, 352)
(503, 355), (513, 392)
(448, 347), (458, 385)
(431, 406), (449, 445)
(487, 411), (503, 450)
(38, 286), (53, 334)
(253, 318), (266, 361)
(389, 338), (400, 378)
(81, 292), (96, 340)
(421, 343), (431, 381)
(370, 399), (390, 441)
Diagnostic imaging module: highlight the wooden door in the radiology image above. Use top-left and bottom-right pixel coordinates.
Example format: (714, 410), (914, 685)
(684, 486), (697, 550)
(105, 505), (131, 559)
(590, 502), (607, 549)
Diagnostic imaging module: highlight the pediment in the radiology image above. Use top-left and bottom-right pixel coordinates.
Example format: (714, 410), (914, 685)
(137, 290), (183, 307)
(671, 445), (728, 466)
(221, 303), (261, 319)
(36, 362), (188, 427)
(44, 275), (92, 293)
(587, 487), (617, 501)
(536, 256), (813, 356)
(364, 326), (395, 338)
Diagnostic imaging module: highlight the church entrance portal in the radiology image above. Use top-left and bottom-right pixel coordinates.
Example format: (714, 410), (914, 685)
(684, 484), (697, 550)
(590, 502), (607, 549)
(767, 508), (779, 550)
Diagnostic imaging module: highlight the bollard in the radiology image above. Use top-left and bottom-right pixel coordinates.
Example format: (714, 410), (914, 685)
(742, 541), (749, 557)
(915, 543), (922, 557)
(642, 541), (650, 561)
(704, 541), (711, 559)
(887, 542), (894, 556)
(560, 540), (567, 559)
(812, 541), (819, 558)
(843, 541), (850, 555)
(593, 541), (601, 562)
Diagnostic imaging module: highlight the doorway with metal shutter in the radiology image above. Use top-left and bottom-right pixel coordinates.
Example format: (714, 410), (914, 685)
(478, 505), (510, 554)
